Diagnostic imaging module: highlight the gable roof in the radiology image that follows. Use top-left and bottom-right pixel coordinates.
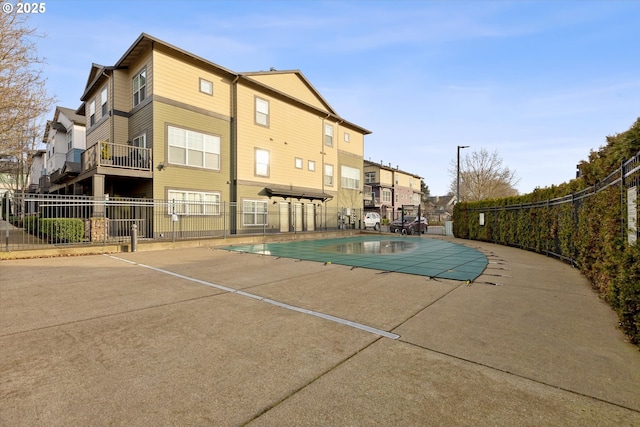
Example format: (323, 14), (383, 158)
(56, 106), (84, 126)
(241, 70), (337, 115)
(78, 33), (370, 135)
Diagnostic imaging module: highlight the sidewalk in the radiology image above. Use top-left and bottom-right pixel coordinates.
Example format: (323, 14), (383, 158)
(1, 237), (638, 426)
(0, 218), (47, 250)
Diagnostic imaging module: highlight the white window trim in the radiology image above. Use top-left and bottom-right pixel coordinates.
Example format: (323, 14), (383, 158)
(324, 163), (334, 187)
(199, 78), (213, 95)
(243, 199), (268, 226)
(167, 190), (221, 216)
(132, 133), (146, 148)
(324, 124), (333, 147)
(133, 68), (146, 107)
(89, 101), (95, 126)
(341, 165), (361, 190)
(364, 172), (375, 184)
(295, 157), (303, 169)
(168, 125), (221, 170)
(255, 97), (269, 127)
(308, 160), (315, 171)
(255, 148), (269, 177)
(101, 87), (108, 117)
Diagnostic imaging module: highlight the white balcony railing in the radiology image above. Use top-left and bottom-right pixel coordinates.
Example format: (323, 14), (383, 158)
(82, 142), (152, 173)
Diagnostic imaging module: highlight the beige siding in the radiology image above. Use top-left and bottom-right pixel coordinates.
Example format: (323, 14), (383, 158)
(247, 73), (328, 112)
(236, 84), (332, 191)
(129, 102), (153, 146)
(152, 101), (230, 201)
(380, 169), (393, 186)
(114, 115), (128, 146)
(85, 120), (110, 148)
(113, 70), (130, 112)
(128, 51), (153, 111)
(153, 46), (231, 116)
(394, 171), (417, 189)
(337, 125), (365, 157)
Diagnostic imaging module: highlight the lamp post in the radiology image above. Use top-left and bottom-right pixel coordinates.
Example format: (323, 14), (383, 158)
(457, 145), (470, 203)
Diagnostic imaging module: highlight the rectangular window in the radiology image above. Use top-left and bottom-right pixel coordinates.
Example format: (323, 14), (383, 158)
(364, 171), (375, 184)
(133, 68), (146, 107)
(101, 87), (108, 117)
(199, 78), (213, 95)
(324, 124), (333, 147)
(341, 165), (360, 190)
(89, 101), (95, 126)
(344, 132), (350, 142)
(255, 97), (269, 127)
(295, 157), (303, 169)
(255, 148), (269, 177)
(324, 164), (333, 186)
(168, 125), (220, 170)
(67, 130), (73, 150)
(243, 200), (268, 226)
(167, 190), (220, 216)
(382, 189), (392, 203)
(308, 160), (315, 171)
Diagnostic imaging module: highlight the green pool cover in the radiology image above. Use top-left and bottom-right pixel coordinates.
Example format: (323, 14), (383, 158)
(223, 235), (487, 281)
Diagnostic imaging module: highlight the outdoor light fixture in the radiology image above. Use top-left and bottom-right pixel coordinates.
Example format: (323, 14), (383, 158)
(457, 145), (470, 203)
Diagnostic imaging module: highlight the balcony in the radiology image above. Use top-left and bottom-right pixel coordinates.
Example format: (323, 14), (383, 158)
(363, 185), (373, 201)
(82, 142), (152, 177)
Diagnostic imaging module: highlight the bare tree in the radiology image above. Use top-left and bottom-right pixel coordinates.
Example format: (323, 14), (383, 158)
(449, 148), (519, 201)
(0, 11), (55, 199)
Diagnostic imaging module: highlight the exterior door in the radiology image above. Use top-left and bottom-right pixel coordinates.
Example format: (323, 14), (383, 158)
(305, 203), (315, 231)
(279, 202), (289, 232)
(294, 203), (303, 232)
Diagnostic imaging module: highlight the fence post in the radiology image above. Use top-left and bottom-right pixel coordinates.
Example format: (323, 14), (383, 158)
(103, 196), (107, 246)
(223, 201), (227, 239)
(621, 159), (626, 243)
(4, 193), (9, 252)
(131, 223), (138, 252)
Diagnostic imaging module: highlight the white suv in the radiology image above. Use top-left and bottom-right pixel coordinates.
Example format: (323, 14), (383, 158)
(363, 212), (381, 230)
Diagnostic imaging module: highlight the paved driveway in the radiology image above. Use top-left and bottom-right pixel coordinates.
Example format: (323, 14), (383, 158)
(1, 237), (638, 426)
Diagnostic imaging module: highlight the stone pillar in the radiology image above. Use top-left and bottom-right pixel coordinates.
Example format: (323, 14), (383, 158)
(90, 217), (109, 242)
(92, 174), (107, 241)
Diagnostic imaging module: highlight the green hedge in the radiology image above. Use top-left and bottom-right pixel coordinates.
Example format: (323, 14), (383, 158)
(453, 119), (640, 345)
(38, 218), (85, 243)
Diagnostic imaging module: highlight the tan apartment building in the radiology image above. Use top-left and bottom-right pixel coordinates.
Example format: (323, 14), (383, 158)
(363, 160), (422, 221)
(57, 33), (369, 234)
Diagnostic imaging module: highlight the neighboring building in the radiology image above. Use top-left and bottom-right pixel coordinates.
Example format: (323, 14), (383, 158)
(29, 149), (47, 193)
(44, 106), (86, 194)
(60, 33), (369, 234)
(424, 194), (456, 224)
(363, 160), (422, 221)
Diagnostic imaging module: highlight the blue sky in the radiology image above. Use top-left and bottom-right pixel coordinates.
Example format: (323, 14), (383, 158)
(23, 0), (640, 196)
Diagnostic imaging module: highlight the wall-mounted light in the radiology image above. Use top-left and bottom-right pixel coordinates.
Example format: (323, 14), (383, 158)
(157, 162), (167, 171)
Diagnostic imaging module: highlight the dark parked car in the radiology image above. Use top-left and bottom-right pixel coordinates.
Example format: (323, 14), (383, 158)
(389, 216), (428, 234)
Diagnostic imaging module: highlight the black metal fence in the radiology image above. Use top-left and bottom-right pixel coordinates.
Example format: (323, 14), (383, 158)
(0, 195), (381, 251)
(460, 149), (640, 265)
(2, 193), (451, 252)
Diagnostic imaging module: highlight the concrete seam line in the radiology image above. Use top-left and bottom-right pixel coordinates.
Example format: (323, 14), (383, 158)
(104, 254), (400, 340)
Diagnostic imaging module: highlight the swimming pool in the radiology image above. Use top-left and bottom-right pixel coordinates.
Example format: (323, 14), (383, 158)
(224, 235), (487, 281)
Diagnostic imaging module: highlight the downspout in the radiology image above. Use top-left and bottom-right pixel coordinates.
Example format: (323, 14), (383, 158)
(230, 75), (240, 234)
(321, 113), (330, 229)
